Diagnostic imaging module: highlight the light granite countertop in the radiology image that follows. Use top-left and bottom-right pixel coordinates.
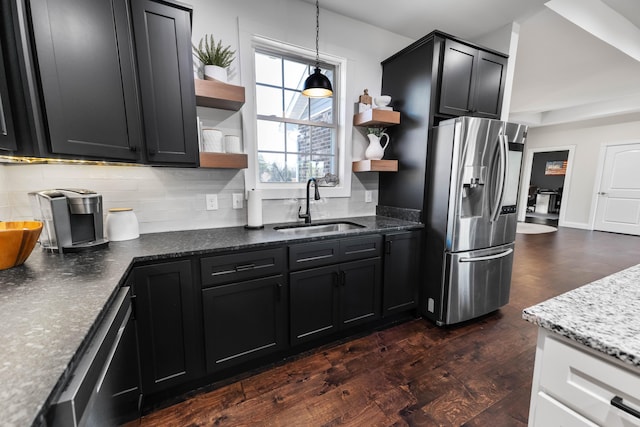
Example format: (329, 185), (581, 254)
(523, 263), (640, 368)
(0, 215), (422, 427)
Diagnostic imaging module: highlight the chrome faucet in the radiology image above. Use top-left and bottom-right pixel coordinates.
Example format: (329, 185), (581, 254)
(298, 177), (321, 224)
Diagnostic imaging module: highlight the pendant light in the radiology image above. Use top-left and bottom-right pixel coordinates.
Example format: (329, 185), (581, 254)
(302, 0), (333, 98)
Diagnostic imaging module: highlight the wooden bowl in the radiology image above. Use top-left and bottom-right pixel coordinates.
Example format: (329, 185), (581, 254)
(0, 221), (43, 270)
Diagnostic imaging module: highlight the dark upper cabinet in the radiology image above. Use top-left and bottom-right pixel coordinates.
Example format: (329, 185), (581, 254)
(131, 0), (198, 165)
(202, 275), (287, 373)
(0, 39), (17, 152)
(383, 231), (421, 316)
(29, 0), (142, 160)
(4, 0), (197, 164)
(132, 259), (203, 395)
(438, 38), (507, 119)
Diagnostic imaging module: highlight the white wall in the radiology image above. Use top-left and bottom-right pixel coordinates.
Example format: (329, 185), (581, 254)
(524, 113), (640, 227)
(0, 165), (8, 220)
(189, 0), (413, 199)
(1, 163), (378, 233)
(1, 0), (412, 234)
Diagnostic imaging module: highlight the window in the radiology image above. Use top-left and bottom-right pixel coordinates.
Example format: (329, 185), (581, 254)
(254, 49), (336, 184)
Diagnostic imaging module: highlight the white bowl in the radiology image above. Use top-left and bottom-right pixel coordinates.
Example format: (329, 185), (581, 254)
(374, 95), (391, 108)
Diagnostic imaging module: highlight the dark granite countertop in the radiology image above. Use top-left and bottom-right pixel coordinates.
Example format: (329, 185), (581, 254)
(0, 215), (421, 426)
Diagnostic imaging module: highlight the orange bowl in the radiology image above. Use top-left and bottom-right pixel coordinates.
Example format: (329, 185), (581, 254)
(0, 221), (43, 270)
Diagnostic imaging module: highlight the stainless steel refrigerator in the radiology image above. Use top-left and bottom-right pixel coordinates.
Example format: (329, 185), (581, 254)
(423, 116), (527, 325)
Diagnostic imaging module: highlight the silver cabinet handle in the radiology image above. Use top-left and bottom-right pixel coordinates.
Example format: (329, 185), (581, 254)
(459, 248), (513, 263)
(598, 192), (608, 196)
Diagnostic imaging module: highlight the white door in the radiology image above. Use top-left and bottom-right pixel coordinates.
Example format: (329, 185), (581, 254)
(594, 143), (640, 235)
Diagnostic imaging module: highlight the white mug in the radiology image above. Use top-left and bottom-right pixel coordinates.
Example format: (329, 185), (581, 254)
(202, 128), (224, 152)
(225, 135), (242, 153)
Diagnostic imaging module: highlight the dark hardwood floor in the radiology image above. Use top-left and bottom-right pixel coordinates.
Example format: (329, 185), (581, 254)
(137, 228), (640, 426)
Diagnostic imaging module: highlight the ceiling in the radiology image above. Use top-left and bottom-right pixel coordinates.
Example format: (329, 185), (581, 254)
(304, 0), (640, 127)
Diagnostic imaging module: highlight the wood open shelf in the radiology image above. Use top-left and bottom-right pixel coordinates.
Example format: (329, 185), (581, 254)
(352, 159), (398, 172)
(194, 79), (245, 111)
(353, 109), (400, 127)
(199, 152), (248, 169)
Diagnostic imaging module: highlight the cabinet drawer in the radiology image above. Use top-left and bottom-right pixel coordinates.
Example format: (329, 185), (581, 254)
(289, 240), (340, 271)
(540, 335), (640, 426)
(201, 247), (285, 287)
(339, 234), (382, 262)
(532, 391), (598, 427)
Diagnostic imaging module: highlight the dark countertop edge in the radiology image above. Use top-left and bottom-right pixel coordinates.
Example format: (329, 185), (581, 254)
(129, 221), (423, 263)
(30, 216), (423, 426)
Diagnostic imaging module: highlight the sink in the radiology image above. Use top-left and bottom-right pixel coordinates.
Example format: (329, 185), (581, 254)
(274, 221), (365, 236)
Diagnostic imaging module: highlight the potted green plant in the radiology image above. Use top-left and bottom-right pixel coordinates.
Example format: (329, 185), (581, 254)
(193, 34), (235, 83)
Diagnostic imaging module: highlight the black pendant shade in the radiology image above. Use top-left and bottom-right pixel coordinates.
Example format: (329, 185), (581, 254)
(302, 67), (333, 98)
(303, 0), (332, 98)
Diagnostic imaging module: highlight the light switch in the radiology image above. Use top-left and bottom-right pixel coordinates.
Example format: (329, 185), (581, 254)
(232, 193), (243, 209)
(365, 190), (373, 203)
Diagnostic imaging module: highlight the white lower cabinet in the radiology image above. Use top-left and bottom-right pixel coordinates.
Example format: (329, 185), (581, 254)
(529, 329), (640, 427)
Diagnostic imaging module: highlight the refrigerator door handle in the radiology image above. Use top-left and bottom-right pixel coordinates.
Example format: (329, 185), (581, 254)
(458, 248), (513, 263)
(490, 133), (508, 222)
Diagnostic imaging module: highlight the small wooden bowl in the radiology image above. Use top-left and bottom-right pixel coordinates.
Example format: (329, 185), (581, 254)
(0, 221), (43, 270)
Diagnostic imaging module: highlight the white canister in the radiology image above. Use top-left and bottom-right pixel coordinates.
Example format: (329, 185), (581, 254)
(106, 208), (140, 241)
(202, 128), (224, 152)
(224, 135), (242, 153)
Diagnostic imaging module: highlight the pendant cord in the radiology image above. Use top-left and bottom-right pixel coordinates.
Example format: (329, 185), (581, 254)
(315, 0), (320, 68)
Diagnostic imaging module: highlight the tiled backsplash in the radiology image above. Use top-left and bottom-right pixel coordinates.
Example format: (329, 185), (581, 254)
(1, 164), (377, 234)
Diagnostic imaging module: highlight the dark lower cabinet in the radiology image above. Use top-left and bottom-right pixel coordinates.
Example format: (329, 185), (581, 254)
(132, 259), (202, 395)
(202, 275), (287, 372)
(84, 306), (141, 426)
(290, 264), (340, 345)
(131, 0), (198, 165)
(383, 231), (421, 316)
(290, 258), (382, 345)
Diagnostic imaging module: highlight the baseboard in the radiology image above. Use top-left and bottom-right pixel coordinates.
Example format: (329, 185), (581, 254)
(558, 220), (591, 230)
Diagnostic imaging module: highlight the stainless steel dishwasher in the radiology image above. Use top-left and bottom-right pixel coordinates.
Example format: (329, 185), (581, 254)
(47, 287), (141, 426)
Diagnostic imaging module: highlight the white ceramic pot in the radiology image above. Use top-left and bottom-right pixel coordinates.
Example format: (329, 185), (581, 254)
(106, 208), (139, 241)
(203, 65), (227, 83)
(365, 132), (390, 160)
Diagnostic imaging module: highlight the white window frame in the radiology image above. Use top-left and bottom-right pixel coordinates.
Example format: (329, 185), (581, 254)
(243, 35), (350, 200)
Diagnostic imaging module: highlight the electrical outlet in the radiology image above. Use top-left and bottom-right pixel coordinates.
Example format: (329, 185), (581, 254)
(205, 194), (218, 210)
(232, 193), (243, 209)
(365, 190), (373, 203)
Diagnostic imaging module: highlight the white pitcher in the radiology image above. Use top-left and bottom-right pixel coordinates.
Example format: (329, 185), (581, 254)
(365, 132), (390, 160)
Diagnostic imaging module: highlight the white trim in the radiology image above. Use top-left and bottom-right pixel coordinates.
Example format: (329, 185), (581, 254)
(560, 221), (592, 230)
(589, 139), (640, 230)
(519, 144), (576, 228)
(242, 34), (350, 200)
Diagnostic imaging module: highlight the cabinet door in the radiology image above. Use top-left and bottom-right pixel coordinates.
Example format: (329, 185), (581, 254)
(202, 276), (287, 372)
(438, 39), (477, 117)
(473, 51), (507, 119)
(29, 0), (141, 160)
(383, 231), (420, 316)
(0, 39), (17, 152)
(290, 265), (340, 345)
(84, 307), (141, 426)
(340, 258), (382, 328)
(131, 0), (198, 165)
(133, 260), (201, 394)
